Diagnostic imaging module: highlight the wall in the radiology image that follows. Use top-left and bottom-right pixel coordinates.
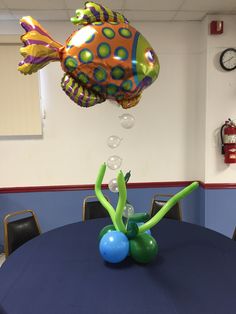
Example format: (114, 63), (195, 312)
(0, 16), (236, 245)
(0, 184), (201, 249)
(205, 15), (236, 183)
(0, 20), (201, 187)
(201, 15), (236, 237)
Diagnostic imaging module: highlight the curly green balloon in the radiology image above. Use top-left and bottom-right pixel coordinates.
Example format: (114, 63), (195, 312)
(95, 163), (118, 229)
(95, 163), (199, 235)
(114, 170), (127, 233)
(95, 163), (127, 233)
(138, 182), (199, 234)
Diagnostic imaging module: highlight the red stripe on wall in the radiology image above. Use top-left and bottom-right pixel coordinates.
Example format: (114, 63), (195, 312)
(0, 181), (236, 193)
(0, 181), (196, 194)
(201, 183), (236, 189)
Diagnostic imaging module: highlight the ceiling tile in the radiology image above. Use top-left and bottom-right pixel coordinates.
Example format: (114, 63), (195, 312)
(124, 10), (176, 21)
(181, 0), (236, 11)
(174, 11), (206, 21)
(11, 10), (68, 21)
(124, 0), (183, 10)
(5, 0), (66, 10)
(65, 0), (124, 10)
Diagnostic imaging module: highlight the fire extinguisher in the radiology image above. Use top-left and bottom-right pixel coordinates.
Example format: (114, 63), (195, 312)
(220, 118), (236, 163)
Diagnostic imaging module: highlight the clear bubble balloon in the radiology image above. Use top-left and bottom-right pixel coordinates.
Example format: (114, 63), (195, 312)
(108, 178), (119, 193)
(119, 114), (135, 129)
(123, 203), (135, 218)
(107, 155), (122, 170)
(107, 135), (122, 149)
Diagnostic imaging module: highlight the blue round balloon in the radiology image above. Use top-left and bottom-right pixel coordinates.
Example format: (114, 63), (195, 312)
(137, 222), (151, 235)
(99, 231), (129, 263)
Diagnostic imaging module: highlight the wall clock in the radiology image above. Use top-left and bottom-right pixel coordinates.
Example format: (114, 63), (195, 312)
(219, 48), (236, 71)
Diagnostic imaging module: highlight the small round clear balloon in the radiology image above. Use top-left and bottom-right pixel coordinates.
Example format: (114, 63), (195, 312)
(108, 178), (119, 193)
(119, 114), (135, 129)
(123, 203), (135, 218)
(107, 136), (122, 149)
(107, 155), (122, 170)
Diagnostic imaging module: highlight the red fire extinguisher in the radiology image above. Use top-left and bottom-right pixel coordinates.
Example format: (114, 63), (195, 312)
(221, 118), (236, 163)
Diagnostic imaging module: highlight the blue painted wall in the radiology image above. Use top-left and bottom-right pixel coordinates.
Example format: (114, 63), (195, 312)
(205, 189), (236, 238)
(2, 185), (235, 249)
(0, 185), (201, 249)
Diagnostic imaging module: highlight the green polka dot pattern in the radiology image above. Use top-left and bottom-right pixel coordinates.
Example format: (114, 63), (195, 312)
(111, 66), (125, 80)
(94, 66), (107, 82)
(85, 33), (95, 43)
(64, 57), (78, 72)
(78, 49), (93, 64)
(114, 47), (128, 61)
(121, 80), (133, 91)
(92, 84), (103, 93)
(97, 43), (111, 59)
(102, 27), (115, 39)
(118, 28), (132, 38)
(92, 21), (103, 26)
(107, 84), (119, 95)
(109, 21), (119, 25)
(77, 72), (89, 84)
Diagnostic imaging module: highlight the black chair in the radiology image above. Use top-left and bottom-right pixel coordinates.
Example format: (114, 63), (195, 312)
(82, 195), (110, 221)
(150, 194), (182, 221)
(4, 209), (41, 257)
(233, 227), (236, 241)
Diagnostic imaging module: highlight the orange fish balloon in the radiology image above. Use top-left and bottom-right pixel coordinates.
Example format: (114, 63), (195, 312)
(18, 2), (160, 109)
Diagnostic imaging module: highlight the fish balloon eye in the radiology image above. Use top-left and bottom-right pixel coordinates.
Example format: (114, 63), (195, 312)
(145, 49), (155, 63)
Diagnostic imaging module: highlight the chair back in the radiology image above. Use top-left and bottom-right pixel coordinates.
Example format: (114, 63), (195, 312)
(150, 194), (182, 221)
(83, 195), (110, 221)
(4, 210), (41, 257)
(233, 227), (236, 241)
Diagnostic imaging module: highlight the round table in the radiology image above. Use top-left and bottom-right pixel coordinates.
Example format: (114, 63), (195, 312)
(0, 219), (235, 314)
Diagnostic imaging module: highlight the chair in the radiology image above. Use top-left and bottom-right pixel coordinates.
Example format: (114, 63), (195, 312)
(0, 253), (5, 267)
(4, 209), (41, 257)
(150, 194), (182, 221)
(233, 227), (236, 241)
(82, 195), (110, 221)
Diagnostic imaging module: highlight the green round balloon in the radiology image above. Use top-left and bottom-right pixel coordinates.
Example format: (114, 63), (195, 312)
(126, 221), (139, 239)
(130, 233), (158, 264)
(99, 225), (116, 241)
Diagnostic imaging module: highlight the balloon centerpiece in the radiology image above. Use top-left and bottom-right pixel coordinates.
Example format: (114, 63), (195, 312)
(96, 163), (199, 264)
(17, 2), (199, 264)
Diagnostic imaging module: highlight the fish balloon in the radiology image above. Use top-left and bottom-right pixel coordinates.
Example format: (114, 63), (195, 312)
(18, 2), (160, 109)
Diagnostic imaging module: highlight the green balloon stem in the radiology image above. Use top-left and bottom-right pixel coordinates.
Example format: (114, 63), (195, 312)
(138, 182), (199, 234)
(114, 171), (127, 234)
(95, 164), (198, 238)
(95, 163), (118, 230)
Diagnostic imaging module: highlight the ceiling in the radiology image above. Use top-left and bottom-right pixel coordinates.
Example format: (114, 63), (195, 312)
(0, 0), (235, 22)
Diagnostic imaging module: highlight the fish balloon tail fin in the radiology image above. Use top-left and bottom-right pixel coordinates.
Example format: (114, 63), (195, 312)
(18, 16), (63, 75)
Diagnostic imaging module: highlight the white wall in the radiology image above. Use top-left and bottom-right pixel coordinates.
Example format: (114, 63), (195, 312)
(0, 19), (201, 187)
(204, 15), (236, 183)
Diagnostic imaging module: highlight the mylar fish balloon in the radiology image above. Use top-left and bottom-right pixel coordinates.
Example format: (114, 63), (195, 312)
(18, 2), (160, 109)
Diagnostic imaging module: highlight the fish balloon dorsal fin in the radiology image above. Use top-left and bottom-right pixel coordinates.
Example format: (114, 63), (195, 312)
(70, 1), (129, 26)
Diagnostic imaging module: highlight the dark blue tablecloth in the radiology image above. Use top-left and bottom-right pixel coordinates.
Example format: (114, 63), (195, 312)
(0, 218), (235, 314)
